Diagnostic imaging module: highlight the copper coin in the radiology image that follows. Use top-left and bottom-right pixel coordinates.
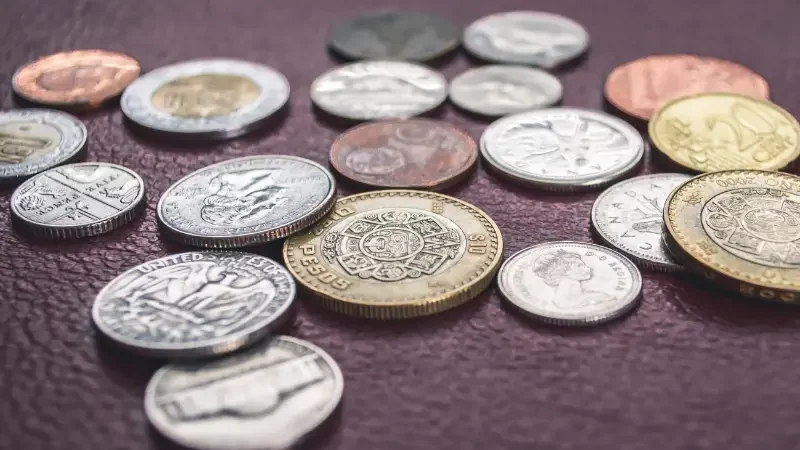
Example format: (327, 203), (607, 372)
(330, 119), (478, 190)
(604, 54), (769, 121)
(13, 50), (141, 109)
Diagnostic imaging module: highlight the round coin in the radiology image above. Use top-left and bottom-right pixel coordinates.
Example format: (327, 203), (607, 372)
(649, 93), (800, 172)
(145, 335), (343, 450)
(329, 119), (477, 190)
(480, 108), (644, 190)
(498, 241), (642, 326)
(157, 155), (335, 248)
(310, 60), (447, 121)
(11, 162), (145, 239)
(121, 59), (289, 139)
(283, 190), (503, 319)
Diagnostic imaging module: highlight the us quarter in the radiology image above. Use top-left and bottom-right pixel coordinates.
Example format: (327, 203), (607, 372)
(11, 162), (145, 239)
(480, 108), (644, 191)
(93, 252), (295, 358)
(145, 335), (343, 450)
(498, 241), (642, 326)
(157, 155), (336, 248)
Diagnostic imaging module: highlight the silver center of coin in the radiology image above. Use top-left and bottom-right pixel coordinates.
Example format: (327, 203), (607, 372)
(449, 65), (563, 116)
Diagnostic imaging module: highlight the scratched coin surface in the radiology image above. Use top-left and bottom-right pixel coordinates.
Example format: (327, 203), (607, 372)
(157, 155), (336, 249)
(480, 108), (644, 190)
(145, 336), (343, 450)
(283, 190), (503, 319)
(649, 93), (800, 172)
(463, 11), (589, 69)
(591, 173), (691, 271)
(310, 61), (447, 121)
(10, 162), (145, 239)
(498, 241), (642, 326)
(329, 119), (477, 190)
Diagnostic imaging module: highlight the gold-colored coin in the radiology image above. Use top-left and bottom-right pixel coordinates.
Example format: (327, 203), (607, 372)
(150, 74), (261, 118)
(283, 190), (503, 319)
(664, 170), (800, 303)
(649, 93), (800, 172)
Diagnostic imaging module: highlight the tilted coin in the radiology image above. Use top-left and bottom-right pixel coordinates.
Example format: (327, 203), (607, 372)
(498, 241), (642, 326)
(283, 190), (503, 319)
(121, 59), (289, 139)
(157, 155), (336, 249)
(329, 119), (477, 190)
(11, 162), (145, 239)
(480, 108), (644, 190)
(310, 60), (447, 121)
(145, 336), (343, 450)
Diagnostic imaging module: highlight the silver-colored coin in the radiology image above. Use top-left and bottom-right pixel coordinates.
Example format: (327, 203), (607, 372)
(498, 241), (642, 326)
(591, 173), (691, 272)
(0, 109), (87, 182)
(92, 252), (295, 358)
(449, 65), (563, 117)
(157, 155), (336, 248)
(10, 162), (145, 239)
(145, 335), (343, 450)
(480, 108), (644, 191)
(121, 59), (289, 139)
(463, 11), (589, 69)
(310, 60), (447, 121)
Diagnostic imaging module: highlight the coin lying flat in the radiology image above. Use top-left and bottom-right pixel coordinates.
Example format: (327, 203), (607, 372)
(145, 336), (343, 450)
(498, 241), (642, 326)
(11, 162), (145, 239)
(283, 190), (503, 319)
(157, 155), (335, 249)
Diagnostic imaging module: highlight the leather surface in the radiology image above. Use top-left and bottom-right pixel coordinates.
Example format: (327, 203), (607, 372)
(2, 1), (800, 449)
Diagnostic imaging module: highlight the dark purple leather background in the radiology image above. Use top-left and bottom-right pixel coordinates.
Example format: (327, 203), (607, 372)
(2, 0), (800, 449)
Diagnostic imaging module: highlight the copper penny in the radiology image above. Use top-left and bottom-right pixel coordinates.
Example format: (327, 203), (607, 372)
(604, 54), (769, 121)
(330, 119), (478, 191)
(13, 50), (141, 109)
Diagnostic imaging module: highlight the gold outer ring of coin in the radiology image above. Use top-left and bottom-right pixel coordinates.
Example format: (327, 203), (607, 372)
(282, 190), (504, 319)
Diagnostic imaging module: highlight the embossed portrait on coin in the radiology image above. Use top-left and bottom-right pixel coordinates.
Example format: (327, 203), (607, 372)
(344, 146), (406, 175)
(0, 122), (61, 165)
(201, 169), (287, 226)
(36, 64), (121, 93)
(481, 21), (584, 59)
(531, 250), (613, 307)
(463, 79), (546, 107)
(151, 74), (261, 118)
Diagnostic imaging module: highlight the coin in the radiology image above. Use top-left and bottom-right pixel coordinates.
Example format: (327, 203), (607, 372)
(12, 50), (141, 110)
(329, 119), (477, 190)
(463, 11), (589, 69)
(498, 241), (642, 326)
(591, 173), (691, 271)
(649, 93), (800, 172)
(0, 109), (87, 182)
(145, 335), (343, 450)
(480, 108), (644, 190)
(310, 61), (447, 121)
(328, 11), (460, 62)
(157, 155), (335, 249)
(604, 54), (770, 122)
(10, 162), (145, 239)
(121, 59), (289, 139)
(449, 65), (563, 117)
(283, 190), (503, 319)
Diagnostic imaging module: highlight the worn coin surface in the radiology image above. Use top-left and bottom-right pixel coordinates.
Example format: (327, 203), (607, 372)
(11, 162), (145, 239)
(649, 93), (800, 172)
(480, 108), (644, 190)
(158, 155), (336, 248)
(498, 241), (642, 326)
(283, 190), (503, 319)
(145, 335), (343, 450)
(310, 61), (447, 121)
(329, 119), (477, 190)
(449, 65), (562, 117)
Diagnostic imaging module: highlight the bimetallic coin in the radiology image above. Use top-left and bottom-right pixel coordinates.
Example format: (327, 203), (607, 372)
(480, 108), (644, 190)
(145, 336), (343, 450)
(329, 119), (477, 190)
(157, 155), (336, 249)
(498, 241), (642, 326)
(310, 61), (447, 121)
(11, 162), (145, 239)
(283, 190), (503, 319)
(649, 93), (800, 173)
